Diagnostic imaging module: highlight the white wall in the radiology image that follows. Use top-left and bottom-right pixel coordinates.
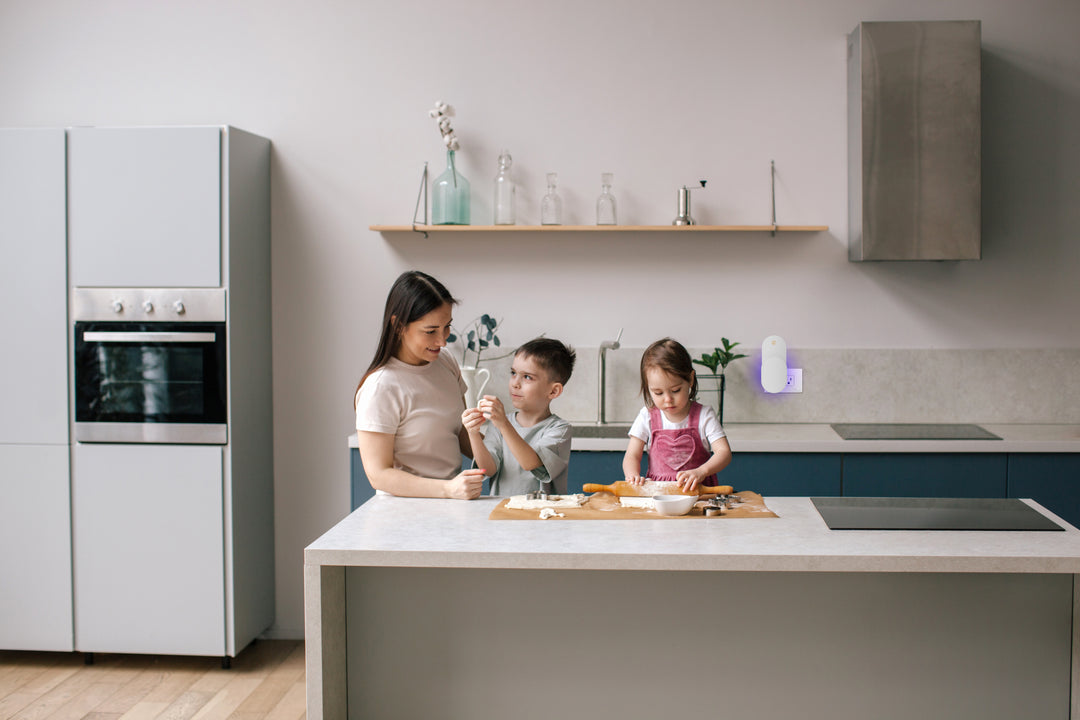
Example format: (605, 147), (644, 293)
(2, 0), (1077, 639)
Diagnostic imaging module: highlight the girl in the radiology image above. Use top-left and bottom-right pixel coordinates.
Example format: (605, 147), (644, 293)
(354, 270), (487, 499)
(623, 338), (732, 491)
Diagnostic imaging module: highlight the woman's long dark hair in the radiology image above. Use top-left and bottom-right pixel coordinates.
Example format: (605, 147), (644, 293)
(355, 271), (459, 404)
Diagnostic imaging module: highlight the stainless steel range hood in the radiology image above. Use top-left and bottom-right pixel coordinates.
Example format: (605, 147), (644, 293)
(847, 21), (981, 261)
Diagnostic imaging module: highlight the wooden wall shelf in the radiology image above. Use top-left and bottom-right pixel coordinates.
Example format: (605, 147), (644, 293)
(370, 224), (829, 233)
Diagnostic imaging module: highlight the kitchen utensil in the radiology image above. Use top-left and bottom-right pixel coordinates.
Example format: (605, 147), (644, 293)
(582, 481), (733, 497)
(652, 494), (697, 516)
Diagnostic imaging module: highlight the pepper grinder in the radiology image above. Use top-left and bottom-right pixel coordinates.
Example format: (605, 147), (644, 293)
(672, 180), (707, 226)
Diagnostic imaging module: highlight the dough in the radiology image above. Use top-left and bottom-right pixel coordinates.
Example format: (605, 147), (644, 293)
(506, 494), (586, 510)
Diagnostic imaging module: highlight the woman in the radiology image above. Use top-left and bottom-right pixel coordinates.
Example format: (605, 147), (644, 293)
(354, 270), (486, 499)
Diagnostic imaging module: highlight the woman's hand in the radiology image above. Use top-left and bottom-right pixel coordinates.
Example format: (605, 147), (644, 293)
(675, 468), (706, 492)
(445, 468), (487, 499)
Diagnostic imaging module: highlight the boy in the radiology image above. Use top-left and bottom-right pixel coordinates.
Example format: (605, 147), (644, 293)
(462, 338), (576, 496)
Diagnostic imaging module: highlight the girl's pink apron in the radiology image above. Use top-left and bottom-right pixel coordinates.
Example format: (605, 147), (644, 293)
(647, 402), (716, 484)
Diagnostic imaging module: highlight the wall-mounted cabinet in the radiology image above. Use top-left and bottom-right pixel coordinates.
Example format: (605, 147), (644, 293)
(847, 21), (981, 261)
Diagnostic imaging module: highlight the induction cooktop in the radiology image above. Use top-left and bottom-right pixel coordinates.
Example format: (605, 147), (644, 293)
(812, 497), (1064, 531)
(830, 423), (1001, 440)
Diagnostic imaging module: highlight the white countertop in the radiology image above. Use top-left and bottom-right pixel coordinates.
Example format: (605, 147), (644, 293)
(570, 423), (1080, 452)
(305, 494), (1080, 574)
(347, 423), (1080, 452)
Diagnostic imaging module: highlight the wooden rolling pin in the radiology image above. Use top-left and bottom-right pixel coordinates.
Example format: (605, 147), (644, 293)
(583, 481), (734, 497)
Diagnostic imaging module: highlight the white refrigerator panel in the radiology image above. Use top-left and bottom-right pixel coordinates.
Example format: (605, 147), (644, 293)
(0, 445), (73, 651)
(68, 127), (221, 288)
(73, 443), (226, 656)
(0, 129), (69, 444)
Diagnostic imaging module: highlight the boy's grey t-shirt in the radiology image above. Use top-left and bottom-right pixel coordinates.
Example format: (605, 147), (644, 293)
(483, 412), (572, 496)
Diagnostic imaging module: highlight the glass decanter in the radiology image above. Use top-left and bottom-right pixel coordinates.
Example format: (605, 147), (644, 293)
(540, 172), (562, 225)
(596, 172), (617, 225)
(431, 149), (470, 225)
(493, 150), (515, 225)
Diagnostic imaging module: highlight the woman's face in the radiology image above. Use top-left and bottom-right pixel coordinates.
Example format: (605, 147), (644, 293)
(396, 302), (453, 366)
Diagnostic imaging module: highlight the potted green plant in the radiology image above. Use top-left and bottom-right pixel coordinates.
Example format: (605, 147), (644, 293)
(449, 314), (507, 408)
(692, 338), (747, 425)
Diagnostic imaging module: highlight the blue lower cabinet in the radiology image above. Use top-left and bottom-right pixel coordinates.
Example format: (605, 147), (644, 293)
(1007, 454), (1080, 529)
(350, 448), (376, 510)
(566, 451), (839, 497)
(722, 453), (842, 496)
(842, 453), (1008, 498)
(567, 451), (645, 493)
(350, 448), (479, 509)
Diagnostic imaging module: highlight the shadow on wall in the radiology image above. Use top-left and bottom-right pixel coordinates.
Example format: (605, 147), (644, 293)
(850, 46), (1080, 345)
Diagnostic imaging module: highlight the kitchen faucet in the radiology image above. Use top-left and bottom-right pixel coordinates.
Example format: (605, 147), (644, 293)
(597, 328), (623, 425)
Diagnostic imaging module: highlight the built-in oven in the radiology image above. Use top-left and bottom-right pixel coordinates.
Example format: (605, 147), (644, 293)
(73, 288), (227, 444)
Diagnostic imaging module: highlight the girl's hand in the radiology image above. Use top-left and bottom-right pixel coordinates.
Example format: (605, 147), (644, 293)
(461, 407), (485, 433)
(626, 475), (647, 485)
(478, 395), (507, 426)
(446, 468), (486, 499)
(675, 469), (705, 492)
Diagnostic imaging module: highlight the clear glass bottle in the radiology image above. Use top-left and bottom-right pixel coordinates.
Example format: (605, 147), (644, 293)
(431, 149), (470, 225)
(493, 150), (515, 225)
(540, 172), (562, 225)
(596, 172), (617, 225)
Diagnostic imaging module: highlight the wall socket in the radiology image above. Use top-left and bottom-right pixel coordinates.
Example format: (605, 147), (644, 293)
(780, 368), (802, 393)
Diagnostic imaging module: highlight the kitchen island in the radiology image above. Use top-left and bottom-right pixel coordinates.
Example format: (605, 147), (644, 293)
(306, 495), (1080, 720)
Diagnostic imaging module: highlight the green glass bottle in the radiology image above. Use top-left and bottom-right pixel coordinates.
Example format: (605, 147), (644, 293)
(431, 150), (470, 225)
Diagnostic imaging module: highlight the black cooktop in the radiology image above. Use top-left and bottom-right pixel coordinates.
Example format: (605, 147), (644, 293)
(812, 497), (1064, 531)
(830, 423), (1001, 440)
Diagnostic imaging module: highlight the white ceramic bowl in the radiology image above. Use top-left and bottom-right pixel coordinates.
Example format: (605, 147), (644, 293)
(652, 494), (697, 516)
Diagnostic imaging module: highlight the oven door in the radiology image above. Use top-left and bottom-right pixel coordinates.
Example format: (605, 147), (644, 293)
(74, 321), (227, 443)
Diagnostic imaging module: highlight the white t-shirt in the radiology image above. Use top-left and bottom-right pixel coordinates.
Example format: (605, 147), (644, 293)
(628, 402), (726, 450)
(355, 349), (467, 481)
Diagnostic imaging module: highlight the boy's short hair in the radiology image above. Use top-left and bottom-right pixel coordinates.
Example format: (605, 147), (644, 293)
(515, 337), (576, 385)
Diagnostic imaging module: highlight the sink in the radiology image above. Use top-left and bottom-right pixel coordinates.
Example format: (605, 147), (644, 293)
(572, 424), (631, 439)
(830, 423), (1001, 440)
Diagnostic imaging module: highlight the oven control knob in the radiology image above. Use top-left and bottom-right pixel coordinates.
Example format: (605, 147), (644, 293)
(111, 300), (123, 314)
(173, 300), (185, 315)
(142, 301), (154, 313)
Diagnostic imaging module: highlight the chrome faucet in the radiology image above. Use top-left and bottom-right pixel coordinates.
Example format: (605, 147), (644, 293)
(597, 328), (623, 424)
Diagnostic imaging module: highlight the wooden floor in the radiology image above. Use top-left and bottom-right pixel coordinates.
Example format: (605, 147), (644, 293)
(0, 640), (304, 720)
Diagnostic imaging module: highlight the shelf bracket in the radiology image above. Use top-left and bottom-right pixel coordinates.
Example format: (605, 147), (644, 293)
(411, 162), (429, 238)
(770, 160), (777, 237)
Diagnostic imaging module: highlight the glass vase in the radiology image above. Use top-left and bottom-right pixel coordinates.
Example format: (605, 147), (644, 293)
(540, 172), (562, 225)
(596, 172), (617, 225)
(493, 150), (515, 225)
(432, 150), (470, 225)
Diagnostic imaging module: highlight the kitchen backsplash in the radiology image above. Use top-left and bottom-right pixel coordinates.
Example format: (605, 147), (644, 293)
(477, 348), (1080, 425)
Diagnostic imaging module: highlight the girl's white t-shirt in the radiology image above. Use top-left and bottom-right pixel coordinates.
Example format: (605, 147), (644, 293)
(628, 402), (726, 450)
(355, 349), (467, 481)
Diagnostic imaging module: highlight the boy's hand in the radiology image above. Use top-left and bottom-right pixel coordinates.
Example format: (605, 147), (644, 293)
(478, 395), (507, 427)
(675, 469), (705, 492)
(461, 407), (486, 434)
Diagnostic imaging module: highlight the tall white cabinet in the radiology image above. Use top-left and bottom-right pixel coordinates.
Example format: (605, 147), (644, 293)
(0, 129), (74, 651)
(0, 126), (273, 660)
(67, 126), (274, 660)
